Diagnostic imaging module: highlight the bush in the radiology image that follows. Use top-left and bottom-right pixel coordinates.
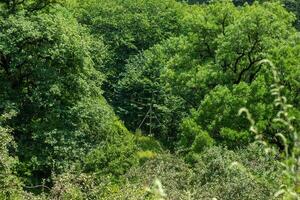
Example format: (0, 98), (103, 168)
(94, 145), (281, 200)
(190, 145), (281, 200)
(179, 118), (215, 153)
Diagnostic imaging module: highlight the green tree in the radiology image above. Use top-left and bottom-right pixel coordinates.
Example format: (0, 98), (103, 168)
(282, 0), (300, 29)
(68, 0), (185, 103)
(0, 3), (136, 187)
(116, 1), (298, 150)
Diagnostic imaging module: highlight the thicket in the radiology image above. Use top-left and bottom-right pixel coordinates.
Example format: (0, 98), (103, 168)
(0, 0), (299, 199)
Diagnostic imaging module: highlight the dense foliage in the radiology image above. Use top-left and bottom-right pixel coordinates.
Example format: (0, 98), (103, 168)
(0, 0), (299, 199)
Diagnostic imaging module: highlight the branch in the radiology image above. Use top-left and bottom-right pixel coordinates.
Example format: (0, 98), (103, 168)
(233, 51), (245, 73)
(234, 57), (262, 84)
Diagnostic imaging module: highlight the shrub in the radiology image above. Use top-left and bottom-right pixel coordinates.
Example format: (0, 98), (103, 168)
(97, 145), (281, 200)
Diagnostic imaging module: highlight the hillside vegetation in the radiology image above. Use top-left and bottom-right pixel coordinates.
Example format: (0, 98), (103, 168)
(0, 0), (299, 199)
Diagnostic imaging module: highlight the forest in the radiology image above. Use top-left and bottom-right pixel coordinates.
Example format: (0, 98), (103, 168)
(0, 0), (299, 199)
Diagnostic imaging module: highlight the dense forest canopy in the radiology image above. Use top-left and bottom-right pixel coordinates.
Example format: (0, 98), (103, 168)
(0, 0), (299, 199)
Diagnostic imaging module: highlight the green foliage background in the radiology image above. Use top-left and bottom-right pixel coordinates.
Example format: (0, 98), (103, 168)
(0, 0), (299, 199)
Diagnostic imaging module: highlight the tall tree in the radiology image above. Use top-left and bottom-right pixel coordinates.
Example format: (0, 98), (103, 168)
(116, 1), (298, 149)
(0, 2), (136, 187)
(68, 0), (185, 104)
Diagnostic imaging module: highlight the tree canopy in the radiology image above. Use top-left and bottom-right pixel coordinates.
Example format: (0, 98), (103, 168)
(0, 0), (299, 199)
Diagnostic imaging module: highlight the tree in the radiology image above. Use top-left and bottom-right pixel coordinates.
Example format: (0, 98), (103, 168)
(282, 0), (300, 29)
(0, 4), (136, 187)
(68, 0), (185, 103)
(116, 1), (298, 150)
